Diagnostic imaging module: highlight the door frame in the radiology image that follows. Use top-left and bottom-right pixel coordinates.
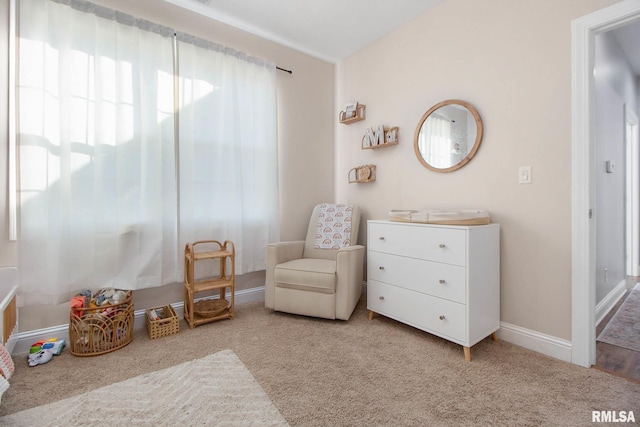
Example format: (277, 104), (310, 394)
(625, 107), (639, 277)
(571, 0), (640, 368)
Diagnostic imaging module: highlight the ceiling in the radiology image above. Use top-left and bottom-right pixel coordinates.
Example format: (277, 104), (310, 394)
(165, 0), (640, 74)
(164, 0), (443, 63)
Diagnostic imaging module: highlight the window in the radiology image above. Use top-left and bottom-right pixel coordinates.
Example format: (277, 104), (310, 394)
(17, 0), (278, 305)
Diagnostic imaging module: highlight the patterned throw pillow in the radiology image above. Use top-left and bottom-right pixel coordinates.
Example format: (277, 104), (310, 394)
(314, 203), (354, 249)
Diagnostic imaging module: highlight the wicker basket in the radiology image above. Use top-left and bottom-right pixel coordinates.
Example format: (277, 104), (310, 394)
(146, 305), (180, 339)
(194, 298), (228, 318)
(69, 291), (134, 356)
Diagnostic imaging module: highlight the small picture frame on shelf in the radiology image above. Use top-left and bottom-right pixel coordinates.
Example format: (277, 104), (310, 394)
(344, 102), (358, 119)
(339, 103), (365, 124)
(385, 127), (398, 144)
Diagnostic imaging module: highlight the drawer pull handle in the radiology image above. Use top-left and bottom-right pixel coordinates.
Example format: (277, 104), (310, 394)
(379, 236), (385, 241)
(379, 296), (385, 301)
(439, 315), (446, 320)
(439, 243), (446, 249)
(439, 279), (446, 284)
(379, 266), (385, 270)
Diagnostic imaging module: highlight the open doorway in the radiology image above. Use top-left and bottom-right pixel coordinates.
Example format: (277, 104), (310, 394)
(571, 0), (640, 368)
(595, 95), (640, 382)
(590, 25), (640, 381)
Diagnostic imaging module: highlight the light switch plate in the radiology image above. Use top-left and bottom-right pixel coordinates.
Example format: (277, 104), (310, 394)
(519, 166), (532, 184)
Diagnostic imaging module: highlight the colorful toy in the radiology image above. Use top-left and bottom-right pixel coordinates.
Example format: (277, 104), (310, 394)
(42, 338), (65, 355)
(27, 338), (65, 367)
(29, 338), (65, 355)
(28, 349), (53, 367)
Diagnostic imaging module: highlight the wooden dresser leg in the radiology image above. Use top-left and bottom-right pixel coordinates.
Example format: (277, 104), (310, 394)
(463, 346), (471, 362)
(368, 311), (375, 320)
(491, 332), (498, 342)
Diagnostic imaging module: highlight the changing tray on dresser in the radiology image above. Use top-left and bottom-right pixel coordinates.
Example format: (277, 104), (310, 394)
(367, 220), (500, 362)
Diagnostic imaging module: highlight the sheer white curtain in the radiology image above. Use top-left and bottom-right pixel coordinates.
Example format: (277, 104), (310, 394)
(18, 0), (178, 305)
(420, 115), (452, 169)
(176, 34), (279, 275)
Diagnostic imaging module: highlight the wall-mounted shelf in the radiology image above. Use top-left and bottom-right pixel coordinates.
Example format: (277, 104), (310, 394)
(340, 104), (366, 124)
(362, 127), (398, 149)
(348, 164), (376, 183)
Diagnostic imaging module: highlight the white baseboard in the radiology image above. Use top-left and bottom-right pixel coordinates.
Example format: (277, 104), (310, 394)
(365, 282), (572, 364)
(496, 322), (573, 363)
(14, 285), (575, 365)
(595, 279), (628, 327)
(12, 286), (265, 356)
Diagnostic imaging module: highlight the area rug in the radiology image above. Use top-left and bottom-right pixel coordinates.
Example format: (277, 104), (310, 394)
(597, 283), (640, 352)
(0, 349), (289, 426)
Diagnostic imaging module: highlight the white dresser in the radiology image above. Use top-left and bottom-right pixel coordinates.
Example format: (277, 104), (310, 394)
(367, 220), (500, 361)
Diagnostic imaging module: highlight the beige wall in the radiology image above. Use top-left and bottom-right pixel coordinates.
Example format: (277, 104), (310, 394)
(336, 0), (619, 340)
(2, 0), (335, 330)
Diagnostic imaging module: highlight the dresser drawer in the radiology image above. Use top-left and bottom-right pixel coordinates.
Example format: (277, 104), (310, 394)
(368, 251), (466, 304)
(368, 222), (466, 266)
(368, 280), (466, 343)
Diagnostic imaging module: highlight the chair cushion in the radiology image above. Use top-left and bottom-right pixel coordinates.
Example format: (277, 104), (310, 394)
(274, 258), (336, 294)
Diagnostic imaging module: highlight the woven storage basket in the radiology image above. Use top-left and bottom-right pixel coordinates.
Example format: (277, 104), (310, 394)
(146, 305), (179, 339)
(194, 298), (228, 318)
(69, 291), (134, 356)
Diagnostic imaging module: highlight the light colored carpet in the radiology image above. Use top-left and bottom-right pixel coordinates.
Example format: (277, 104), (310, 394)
(1, 295), (640, 426)
(597, 283), (640, 352)
(0, 349), (288, 426)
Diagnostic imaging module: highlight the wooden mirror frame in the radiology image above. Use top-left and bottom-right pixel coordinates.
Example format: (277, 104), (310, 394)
(413, 99), (483, 173)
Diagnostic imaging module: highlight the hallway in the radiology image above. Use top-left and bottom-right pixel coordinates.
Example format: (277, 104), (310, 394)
(595, 277), (640, 382)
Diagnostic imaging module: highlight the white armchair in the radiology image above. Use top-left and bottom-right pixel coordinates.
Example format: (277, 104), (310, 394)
(265, 203), (364, 320)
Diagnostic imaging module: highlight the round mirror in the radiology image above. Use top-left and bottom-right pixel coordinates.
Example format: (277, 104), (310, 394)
(413, 99), (483, 172)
